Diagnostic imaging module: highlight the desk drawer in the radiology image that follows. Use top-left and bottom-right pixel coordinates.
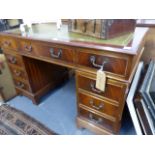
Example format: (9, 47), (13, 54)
(5, 53), (23, 67)
(19, 40), (38, 56)
(19, 41), (74, 63)
(78, 92), (119, 118)
(1, 37), (17, 50)
(36, 43), (74, 63)
(9, 65), (27, 80)
(78, 107), (115, 132)
(77, 50), (128, 77)
(77, 72), (127, 104)
(14, 79), (30, 92)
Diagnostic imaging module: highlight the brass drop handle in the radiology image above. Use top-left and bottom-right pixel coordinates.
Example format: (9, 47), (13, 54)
(16, 82), (24, 88)
(24, 45), (32, 52)
(89, 113), (102, 124)
(90, 82), (102, 93)
(13, 70), (21, 76)
(89, 99), (104, 110)
(50, 48), (62, 59)
(90, 56), (109, 70)
(3, 40), (11, 46)
(8, 56), (17, 64)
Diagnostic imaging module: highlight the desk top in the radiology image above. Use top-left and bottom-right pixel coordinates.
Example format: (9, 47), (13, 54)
(0, 23), (149, 55)
(3, 23), (133, 46)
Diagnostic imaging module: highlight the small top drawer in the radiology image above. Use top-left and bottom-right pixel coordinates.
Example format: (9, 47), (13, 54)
(1, 37), (17, 50)
(77, 50), (129, 77)
(18, 40), (38, 56)
(76, 72), (127, 104)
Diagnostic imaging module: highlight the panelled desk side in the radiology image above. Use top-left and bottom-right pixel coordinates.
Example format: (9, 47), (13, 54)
(0, 25), (148, 134)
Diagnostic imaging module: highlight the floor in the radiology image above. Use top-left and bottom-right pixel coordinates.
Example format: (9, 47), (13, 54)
(7, 78), (136, 135)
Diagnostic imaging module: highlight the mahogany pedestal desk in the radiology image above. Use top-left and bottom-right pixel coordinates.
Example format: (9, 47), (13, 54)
(0, 23), (148, 134)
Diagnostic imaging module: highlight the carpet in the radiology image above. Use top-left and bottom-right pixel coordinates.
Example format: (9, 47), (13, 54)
(0, 104), (56, 135)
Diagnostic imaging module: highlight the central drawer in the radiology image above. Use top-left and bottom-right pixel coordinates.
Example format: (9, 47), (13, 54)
(19, 40), (75, 63)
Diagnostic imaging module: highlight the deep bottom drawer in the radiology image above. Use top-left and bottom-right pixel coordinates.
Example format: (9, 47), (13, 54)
(78, 107), (116, 132)
(14, 79), (30, 92)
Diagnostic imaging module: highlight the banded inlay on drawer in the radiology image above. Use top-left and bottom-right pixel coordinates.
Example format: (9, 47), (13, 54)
(78, 92), (119, 118)
(14, 79), (30, 92)
(76, 72), (127, 104)
(18, 40), (38, 56)
(1, 37), (17, 50)
(37, 44), (74, 63)
(9, 65), (27, 80)
(5, 53), (23, 67)
(19, 41), (75, 63)
(77, 50), (129, 77)
(78, 107), (115, 132)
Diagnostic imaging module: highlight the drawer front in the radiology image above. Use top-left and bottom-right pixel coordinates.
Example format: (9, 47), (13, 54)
(35, 43), (74, 63)
(77, 73), (127, 104)
(1, 37), (17, 50)
(78, 92), (119, 118)
(18, 40), (38, 56)
(77, 51), (128, 77)
(79, 107), (115, 132)
(5, 53), (23, 67)
(19, 40), (74, 63)
(14, 79), (30, 92)
(9, 65), (27, 80)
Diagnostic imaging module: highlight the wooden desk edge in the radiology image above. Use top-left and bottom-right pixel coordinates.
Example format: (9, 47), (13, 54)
(0, 27), (149, 56)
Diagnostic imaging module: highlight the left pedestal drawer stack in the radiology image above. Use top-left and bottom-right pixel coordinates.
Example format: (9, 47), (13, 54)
(1, 39), (32, 100)
(5, 52), (31, 92)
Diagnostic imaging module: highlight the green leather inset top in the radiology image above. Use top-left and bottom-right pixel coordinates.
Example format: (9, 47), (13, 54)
(4, 23), (134, 47)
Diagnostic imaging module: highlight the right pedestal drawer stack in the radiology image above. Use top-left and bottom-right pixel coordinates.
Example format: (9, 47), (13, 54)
(76, 71), (128, 134)
(75, 34), (146, 134)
